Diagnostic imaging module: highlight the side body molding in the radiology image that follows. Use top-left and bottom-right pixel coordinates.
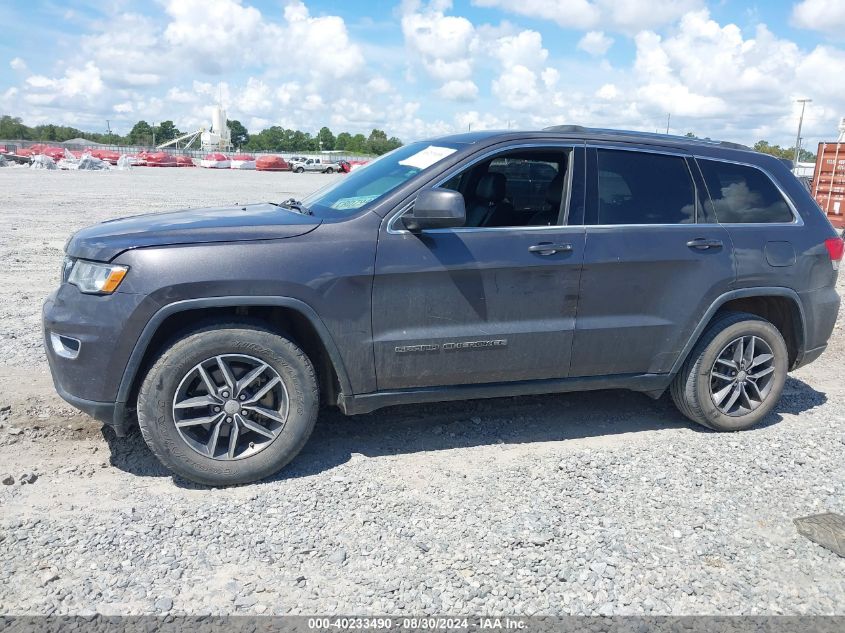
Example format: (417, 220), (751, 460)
(670, 286), (807, 376)
(113, 296), (353, 427)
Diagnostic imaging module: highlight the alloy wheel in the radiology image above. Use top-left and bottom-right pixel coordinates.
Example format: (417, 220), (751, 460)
(172, 354), (289, 460)
(709, 335), (776, 417)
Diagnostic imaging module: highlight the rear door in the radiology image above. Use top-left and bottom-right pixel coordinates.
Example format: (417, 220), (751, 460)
(570, 146), (735, 377)
(371, 144), (586, 390)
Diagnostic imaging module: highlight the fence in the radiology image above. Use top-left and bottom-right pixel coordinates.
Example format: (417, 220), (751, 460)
(0, 139), (373, 164)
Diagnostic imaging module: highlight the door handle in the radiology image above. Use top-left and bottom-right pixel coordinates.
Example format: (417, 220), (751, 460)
(686, 238), (723, 250)
(528, 242), (573, 255)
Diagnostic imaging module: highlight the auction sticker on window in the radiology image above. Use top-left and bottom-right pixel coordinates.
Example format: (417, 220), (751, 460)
(398, 145), (457, 170)
(330, 195), (380, 210)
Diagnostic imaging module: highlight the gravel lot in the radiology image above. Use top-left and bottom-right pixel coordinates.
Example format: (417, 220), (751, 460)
(0, 167), (843, 616)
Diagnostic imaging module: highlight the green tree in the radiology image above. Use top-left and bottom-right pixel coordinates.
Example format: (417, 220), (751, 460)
(348, 133), (368, 154)
(227, 119), (249, 147)
(127, 120), (154, 146)
(317, 126), (335, 151)
(40, 124), (58, 141)
(154, 120), (180, 143)
(366, 128), (389, 155)
(335, 132), (352, 150)
(754, 140), (815, 163)
(0, 115), (32, 140)
(290, 130), (310, 151)
(685, 132), (696, 138)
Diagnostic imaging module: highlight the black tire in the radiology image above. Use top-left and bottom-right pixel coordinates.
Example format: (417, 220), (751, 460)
(295, 167), (304, 173)
(325, 167), (334, 174)
(670, 311), (788, 431)
(137, 324), (318, 485)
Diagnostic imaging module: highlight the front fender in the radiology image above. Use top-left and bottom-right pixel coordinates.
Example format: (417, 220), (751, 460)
(114, 296), (353, 427)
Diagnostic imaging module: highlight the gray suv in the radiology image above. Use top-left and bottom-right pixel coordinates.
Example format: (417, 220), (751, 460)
(43, 127), (843, 485)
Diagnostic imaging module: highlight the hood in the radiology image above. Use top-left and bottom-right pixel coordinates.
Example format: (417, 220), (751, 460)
(66, 202), (322, 261)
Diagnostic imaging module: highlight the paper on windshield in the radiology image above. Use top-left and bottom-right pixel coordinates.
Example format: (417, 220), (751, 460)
(330, 194), (380, 210)
(398, 145), (457, 170)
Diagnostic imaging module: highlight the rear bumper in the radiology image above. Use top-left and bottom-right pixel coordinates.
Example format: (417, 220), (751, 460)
(796, 344), (827, 368)
(796, 285), (840, 368)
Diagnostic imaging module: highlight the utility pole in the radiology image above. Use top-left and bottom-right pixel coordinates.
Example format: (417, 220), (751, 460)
(106, 120), (111, 139)
(794, 99), (812, 167)
(666, 113), (671, 134)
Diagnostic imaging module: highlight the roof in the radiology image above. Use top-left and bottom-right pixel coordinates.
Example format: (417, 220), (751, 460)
(430, 126), (755, 157)
(542, 125), (751, 151)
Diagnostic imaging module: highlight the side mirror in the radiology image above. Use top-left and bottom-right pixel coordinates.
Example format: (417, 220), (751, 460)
(402, 188), (466, 231)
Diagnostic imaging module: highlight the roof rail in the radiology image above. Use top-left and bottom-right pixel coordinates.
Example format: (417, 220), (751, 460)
(542, 125), (751, 151)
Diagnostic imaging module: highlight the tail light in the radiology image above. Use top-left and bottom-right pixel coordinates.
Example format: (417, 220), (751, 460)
(825, 237), (844, 270)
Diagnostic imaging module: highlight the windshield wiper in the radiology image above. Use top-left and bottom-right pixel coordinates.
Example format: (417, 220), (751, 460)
(277, 198), (313, 215)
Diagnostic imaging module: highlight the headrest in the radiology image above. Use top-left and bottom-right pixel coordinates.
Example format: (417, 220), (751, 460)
(546, 172), (565, 207)
(475, 172), (506, 202)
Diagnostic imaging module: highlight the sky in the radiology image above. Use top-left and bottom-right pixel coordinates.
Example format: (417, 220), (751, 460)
(1, 0), (844, 148)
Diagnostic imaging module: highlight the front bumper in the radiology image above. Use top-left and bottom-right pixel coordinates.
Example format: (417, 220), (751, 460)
(43, 284), (150, 434)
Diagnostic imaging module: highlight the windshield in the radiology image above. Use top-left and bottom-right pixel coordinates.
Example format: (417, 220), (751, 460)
(301, 141), (462, 216)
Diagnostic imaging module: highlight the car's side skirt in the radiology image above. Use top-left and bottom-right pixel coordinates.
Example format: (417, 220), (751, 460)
(337, 373), (671, 415)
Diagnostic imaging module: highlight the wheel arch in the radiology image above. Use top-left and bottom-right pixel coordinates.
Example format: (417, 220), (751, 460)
(114, 297), (353, 428)
(671, 288), (807, 377)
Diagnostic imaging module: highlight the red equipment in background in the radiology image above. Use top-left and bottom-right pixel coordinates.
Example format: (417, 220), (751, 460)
(812, 142), (845, 228)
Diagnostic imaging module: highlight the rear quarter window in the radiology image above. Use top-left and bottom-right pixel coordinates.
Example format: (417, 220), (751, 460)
(698, 159), (794, 224)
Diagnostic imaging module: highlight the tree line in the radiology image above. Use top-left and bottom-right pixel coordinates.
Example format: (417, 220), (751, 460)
(2, 113), (819, 161)
(0, 114), (403, 156)
(683, 131), (817, 162)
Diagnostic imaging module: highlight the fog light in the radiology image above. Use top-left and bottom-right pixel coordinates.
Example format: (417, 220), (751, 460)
(50, 332), (81, 360)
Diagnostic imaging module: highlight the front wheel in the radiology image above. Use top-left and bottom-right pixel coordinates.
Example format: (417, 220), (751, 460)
(670, 312), (788, 431)
(137, 324), (319, 485)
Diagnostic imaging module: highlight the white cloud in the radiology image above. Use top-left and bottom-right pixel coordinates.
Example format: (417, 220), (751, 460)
(401, 1), (478, 87)
(163, 0), (270, 74)
(472, 0), (599, 30)
(472, 0), (703, 32)
(596, 83), (618, 100)
(577, 31), (614, 56)
(366, 77), (392, 94)
(2, 0), (845, 149)
(23, 62), (105, 106)
(283, 1), (365, 79)
(437, 79), (479, 101)
(491, 30), (548, 68)
(792, 0), (845, 35)
(492, 64), (540, 110)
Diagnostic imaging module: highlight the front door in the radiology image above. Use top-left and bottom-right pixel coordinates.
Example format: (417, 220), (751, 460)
(569, 146), (735, 377)
(371, 145), (586, 390)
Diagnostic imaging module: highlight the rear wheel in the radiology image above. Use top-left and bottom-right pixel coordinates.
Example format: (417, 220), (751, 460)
(137, 324), (318, 485)
(670, 312), (788, 431)
(325, 167), (334, 174)
(295, 166), (304, 173)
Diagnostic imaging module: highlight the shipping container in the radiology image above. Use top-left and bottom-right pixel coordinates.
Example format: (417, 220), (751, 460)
(811, 141), (845, 227)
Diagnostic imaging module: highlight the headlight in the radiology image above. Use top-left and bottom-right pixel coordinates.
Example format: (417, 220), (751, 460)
(67, 260), (129, 294)
(61, 256), (75, 283)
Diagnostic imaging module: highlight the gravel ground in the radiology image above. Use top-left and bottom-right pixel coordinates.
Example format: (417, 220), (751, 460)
(0, 167), (843, 616)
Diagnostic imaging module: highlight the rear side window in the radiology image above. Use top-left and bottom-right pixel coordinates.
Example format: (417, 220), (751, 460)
(596, 150), (696, 225)
(698, 159), (793, 223)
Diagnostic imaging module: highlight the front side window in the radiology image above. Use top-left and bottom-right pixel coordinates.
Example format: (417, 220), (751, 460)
(426, 148), (570, 228)
(596, 149), (696, 225)
(697, 159), (793, 223)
